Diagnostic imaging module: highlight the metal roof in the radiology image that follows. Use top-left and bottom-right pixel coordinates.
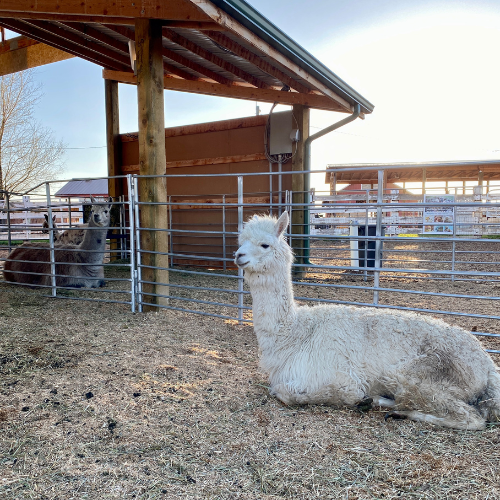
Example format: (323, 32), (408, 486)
(325, 159), (500, 184)
(55, 179), (109, 198)
(0, 0), (373, 115)
(209, 0), (374, 114)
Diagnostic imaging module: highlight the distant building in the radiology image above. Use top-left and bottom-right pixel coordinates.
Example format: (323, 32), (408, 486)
(55, 179), (109, 201)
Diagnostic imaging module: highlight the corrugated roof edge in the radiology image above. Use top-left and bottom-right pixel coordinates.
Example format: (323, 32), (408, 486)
(209, 0), (374, 114)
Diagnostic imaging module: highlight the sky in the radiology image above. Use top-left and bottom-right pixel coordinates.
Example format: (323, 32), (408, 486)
(7, 0), (500, 192)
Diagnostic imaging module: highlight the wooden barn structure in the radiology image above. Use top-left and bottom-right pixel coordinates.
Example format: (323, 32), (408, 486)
(0, 0), (374, 307)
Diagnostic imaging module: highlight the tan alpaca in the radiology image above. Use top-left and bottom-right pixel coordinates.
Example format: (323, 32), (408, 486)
(4, 197), (111, 288)
(55, 225), (87, 245)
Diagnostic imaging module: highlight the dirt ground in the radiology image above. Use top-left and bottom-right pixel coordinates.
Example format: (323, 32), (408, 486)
(1, 240), (500, 499)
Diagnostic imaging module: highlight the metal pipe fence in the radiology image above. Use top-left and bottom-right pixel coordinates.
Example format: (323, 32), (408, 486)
(2, 168), (500, 354)
(0, 175), (136, 310)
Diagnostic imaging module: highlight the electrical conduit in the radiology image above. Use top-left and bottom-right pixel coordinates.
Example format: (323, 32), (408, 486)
(302, 103), (361, 265)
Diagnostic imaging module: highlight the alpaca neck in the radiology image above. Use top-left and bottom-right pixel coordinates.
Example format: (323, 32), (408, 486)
(79, 219), (107, 257)
(246, 265), (296, 335)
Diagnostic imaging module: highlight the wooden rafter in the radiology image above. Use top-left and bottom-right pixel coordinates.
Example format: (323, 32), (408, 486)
(54, 23), (196, 81)
(204, 31), (312, 95)
(162, 21), (225, 31)
(0, 19), (129, 70)
(104, 69), (346, 112)
(26, 19), (131, 67)
(61, 22), (130, 54)
(193, 0), (353, 112)
(105, 24), (234, 85)
(162, 28), (272, 89)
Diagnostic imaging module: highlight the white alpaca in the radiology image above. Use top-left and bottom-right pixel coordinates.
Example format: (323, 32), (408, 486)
(234, 212), (500, 430)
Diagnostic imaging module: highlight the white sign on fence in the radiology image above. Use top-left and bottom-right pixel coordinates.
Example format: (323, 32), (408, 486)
(423, 194), (455, 234)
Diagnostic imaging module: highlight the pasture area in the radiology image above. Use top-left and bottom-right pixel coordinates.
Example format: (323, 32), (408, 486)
(1, 262), (500, 499)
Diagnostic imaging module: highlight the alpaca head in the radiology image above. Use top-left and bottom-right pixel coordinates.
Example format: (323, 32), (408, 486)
(42, 214), (56, 233)
(234, 211), (292, 274)
(89, 196), (112, 227)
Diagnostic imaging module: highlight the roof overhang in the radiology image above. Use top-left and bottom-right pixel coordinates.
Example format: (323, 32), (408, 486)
(0, 0), (373, 114)
(326, 160), (500, 184)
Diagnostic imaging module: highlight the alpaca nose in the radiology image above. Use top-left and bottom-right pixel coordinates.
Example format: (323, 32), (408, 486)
(235, 251), (245, 260)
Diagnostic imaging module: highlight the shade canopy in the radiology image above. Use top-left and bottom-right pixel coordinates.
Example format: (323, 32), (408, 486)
(325, 160), (500, 185)
(0, 0), (373, 114)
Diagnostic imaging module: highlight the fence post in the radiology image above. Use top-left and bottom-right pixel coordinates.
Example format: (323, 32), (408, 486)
(127, 175), (137, 313)
(269, 161), (273, 216)
(222, 195), (227, 271)
(6, 193), (12, 253)
(45, 183), (57, 297)
(237, 176), (244, 324)
(133, 176), (143, 312)
(373, 169), (384, 305)
(168, 195), (173, 268)
(451, 204), (457, 283)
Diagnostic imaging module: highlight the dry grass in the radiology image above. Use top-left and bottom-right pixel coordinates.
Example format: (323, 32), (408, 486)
(1, 239), (500, 498)
(1, 278), (500, 499)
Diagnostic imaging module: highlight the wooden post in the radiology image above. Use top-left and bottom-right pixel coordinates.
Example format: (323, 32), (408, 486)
(105, 79), (122, 261)
(136, 18), (169, 310)
(291, 104), (309, 274)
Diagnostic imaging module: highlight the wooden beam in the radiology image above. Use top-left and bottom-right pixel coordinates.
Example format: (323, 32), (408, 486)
(204, 31), (313, 95)
(192, 0), (354, 112)
(162, 21), (225, 30)
(120, 114), (267, 142)
(104, 24), (228, 83)
(0, 1), (211, 21)
(105, 79), (121, 198)
(135, 18), (169, 310)
(121, 153), (268, 173)
(291, 104), (309, 274)
(61, 22), (130, 54)
(0, 19), (129, 70)
(0, 40), (73, 75)
(103, 69), (346, 112)
(105, 79), (122, 261)
(0, 35), (38, 54)
(25, 19), (132, 67)
(162, 28), (272, 89)
(0, 11), (134, 24)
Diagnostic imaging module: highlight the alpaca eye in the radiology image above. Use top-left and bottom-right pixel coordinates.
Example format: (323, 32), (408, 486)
(261, 244), (269, 249)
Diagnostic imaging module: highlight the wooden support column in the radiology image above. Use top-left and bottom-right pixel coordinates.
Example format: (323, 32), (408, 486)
(105, 78), (122, 261)
(136, 18), (169, 310)
(291, 104), (309, 275)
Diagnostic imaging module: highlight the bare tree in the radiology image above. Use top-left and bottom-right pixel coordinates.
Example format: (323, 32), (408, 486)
(0, 69), (65, 199)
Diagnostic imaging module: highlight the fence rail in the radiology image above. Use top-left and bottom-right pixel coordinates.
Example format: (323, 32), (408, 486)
(1, 168), (500, 354)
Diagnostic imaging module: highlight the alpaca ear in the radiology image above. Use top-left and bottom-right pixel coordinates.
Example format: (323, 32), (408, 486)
(90, 195), (96, 203)
(275, 211), (289, 237)
(44, 214), (49, 221)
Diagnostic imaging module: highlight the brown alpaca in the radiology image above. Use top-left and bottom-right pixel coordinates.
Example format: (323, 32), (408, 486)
(42, 214), (58, 235)
(3, 197), (111, 288)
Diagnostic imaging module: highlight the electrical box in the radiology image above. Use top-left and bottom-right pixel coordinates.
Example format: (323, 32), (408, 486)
(269, 110), (293, 155)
